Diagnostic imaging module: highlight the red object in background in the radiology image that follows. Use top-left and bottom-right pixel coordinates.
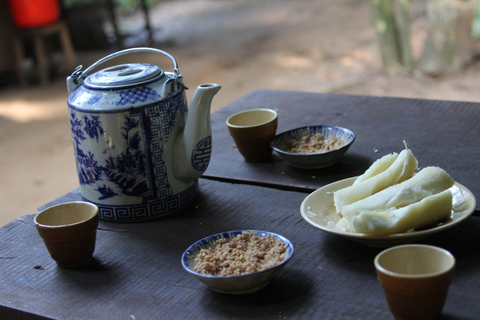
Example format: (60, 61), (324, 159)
(8, 0), (60, 28)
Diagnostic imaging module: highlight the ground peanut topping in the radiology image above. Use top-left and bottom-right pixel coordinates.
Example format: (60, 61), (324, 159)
(193, 232), (287, 276)
(288, 132), (345, 154)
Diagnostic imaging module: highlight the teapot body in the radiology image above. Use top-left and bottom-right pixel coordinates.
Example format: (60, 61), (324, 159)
(66, 51), (213, 222)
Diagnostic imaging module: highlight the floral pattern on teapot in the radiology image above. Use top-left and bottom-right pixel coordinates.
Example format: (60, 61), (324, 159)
(66, 49), (220, 222)
(69, 90), (201, 221)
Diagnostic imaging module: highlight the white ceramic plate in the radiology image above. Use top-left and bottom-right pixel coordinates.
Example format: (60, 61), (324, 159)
(300, 177), (477, 247)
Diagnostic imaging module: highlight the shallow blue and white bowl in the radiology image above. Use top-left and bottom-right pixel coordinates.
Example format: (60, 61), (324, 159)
(270, 125), (355, 169)
(181, 230), (294, 295)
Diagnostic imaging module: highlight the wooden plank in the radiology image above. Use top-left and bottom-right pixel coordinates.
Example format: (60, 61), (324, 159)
(1, 179), (480, 319)
(205, 90), (480, 211)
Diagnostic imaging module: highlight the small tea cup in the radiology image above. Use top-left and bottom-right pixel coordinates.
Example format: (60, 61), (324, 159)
(374, 244), (456, 320)
(226, 108), (278, 161)
(34, 201), (99, 268)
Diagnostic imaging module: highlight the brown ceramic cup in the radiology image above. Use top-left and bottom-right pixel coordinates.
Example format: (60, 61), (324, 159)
(34, 201), (99, 268)
(226, 108), (278, 161)
(374, 244), (456, 320)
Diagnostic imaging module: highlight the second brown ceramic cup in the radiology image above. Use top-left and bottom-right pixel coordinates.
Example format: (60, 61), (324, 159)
(34, 201), (99, 268)
(226, 108), (278, 161)
(374, 244), (456, 320)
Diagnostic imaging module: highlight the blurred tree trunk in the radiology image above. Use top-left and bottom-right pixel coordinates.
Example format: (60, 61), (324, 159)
(369, 0), (478, 77)
(368, 0), (414, 76)
(418, 0), (478, 76)
(369, 0), (404, 76)
(395, 0), (414, 73)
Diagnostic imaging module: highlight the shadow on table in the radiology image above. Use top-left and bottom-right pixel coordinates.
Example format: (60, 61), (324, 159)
(283, 153), (372, 179)
(198, 270), (313, 318)
(53, 257), (120, 291)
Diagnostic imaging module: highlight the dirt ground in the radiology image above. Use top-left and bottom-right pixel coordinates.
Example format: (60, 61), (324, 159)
(1, 0), (480, 227)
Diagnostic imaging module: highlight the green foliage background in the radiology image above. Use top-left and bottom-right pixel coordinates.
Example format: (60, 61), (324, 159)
(473, 0), (480, 40)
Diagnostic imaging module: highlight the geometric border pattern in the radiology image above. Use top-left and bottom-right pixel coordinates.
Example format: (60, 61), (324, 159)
(191, 136), (212, 172)
(84, 181), (199, 222)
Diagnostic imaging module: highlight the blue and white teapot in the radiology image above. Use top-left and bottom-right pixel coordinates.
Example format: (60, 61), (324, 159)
(66, 48), (221, 222)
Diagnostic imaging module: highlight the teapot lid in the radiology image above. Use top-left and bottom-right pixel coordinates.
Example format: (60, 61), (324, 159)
(84, 63), (164, 89)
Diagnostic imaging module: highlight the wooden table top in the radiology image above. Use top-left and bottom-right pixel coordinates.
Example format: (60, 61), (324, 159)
(206, 90), (480, 212)
(1, 91), (479, 319)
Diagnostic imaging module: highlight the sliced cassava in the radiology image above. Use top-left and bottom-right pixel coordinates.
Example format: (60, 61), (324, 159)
(334, 217), (350, 232)
(350, 189), (453, 235)
(334, 147), (418, 213)
(353, 152), (398, 185)
(341, 166), (454, 221)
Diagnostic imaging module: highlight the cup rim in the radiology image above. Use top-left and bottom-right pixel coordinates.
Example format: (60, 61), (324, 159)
(374, 244), (456, 279)
(226, 108), (277, 129)
(34, 201), (99, 228)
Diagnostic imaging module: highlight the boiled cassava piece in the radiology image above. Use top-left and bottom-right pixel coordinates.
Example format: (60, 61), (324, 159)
(333, 143), (455, 235)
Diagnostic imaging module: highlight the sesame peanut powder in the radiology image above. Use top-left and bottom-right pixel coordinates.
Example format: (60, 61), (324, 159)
(193, 232), (287, 276)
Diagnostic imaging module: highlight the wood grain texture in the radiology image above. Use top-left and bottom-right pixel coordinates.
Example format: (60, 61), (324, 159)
(205, 90), (480, 212)
(1, 179), (480, 319)
(2, 91), (479, 319)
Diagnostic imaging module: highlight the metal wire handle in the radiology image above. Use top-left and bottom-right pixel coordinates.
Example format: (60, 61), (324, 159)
(67, 47), (179, 93)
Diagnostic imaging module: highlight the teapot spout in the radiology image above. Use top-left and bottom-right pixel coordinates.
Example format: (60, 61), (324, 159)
(174, 83), (221, 182)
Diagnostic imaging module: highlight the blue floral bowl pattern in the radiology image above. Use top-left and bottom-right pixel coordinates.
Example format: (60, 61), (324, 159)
(270, 125), (355, 169)
(181, 230), (294, 295)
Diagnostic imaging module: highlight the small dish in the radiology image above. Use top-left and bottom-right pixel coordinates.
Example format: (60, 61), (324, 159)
(181, 230), (294, 295)
(270, 125), (355, 169)
(300, 177), (476, 247)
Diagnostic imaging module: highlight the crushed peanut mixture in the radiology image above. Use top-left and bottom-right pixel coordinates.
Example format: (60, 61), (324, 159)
(288, 132), (345, 154)
(193, 232), (287, 276)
